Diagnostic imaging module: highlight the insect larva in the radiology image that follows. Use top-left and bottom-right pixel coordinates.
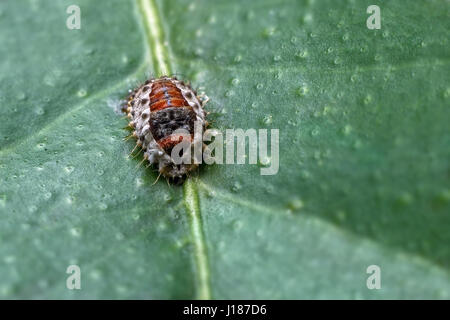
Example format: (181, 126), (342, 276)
(124, 76), (208, 183)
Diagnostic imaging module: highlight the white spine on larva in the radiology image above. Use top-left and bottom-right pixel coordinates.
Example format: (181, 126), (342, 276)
(174, 80), (206, 122)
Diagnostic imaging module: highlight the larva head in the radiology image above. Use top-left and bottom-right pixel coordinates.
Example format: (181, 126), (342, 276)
(160, 163), (198, 184)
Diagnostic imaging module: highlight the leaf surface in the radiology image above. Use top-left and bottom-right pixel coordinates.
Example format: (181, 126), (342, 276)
(0, 0), (449, 298)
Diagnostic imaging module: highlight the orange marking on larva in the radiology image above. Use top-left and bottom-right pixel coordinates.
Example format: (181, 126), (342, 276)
(150, 99), (171, 112)
(150, 89), (181, 103)
(149, 79), (189, 111)
(169, 98), (189, 107)
(157, 134), (193, 152)
(150, 81), (179, 96)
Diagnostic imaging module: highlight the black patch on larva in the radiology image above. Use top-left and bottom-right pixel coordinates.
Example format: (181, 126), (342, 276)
(150, 107), (196, 141)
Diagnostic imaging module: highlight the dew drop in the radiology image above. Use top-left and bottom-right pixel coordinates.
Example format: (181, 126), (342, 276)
(397, 192), (413, 206)
(206, 189), (216, 198)
(263, 26), (276, 37)
(297, 84), (309, 96)
(115, 232), (124, 240)
(70, 227), (82, 237)
(188, 3), (196, 11)
(208, 15), (216, 24)
(258, 156), (271, 167)
(89, 269), (102, 280)
(135, 177), (144, 187)
(302, 13), (313, 23)
(262, 115), (273, 125)
(295, 50), (308, 58)
(84, 47), (95, 55)
(436, 189), (450, 204)
(232, 219), (244, 231)
(336, 210), (347, 222)
(44, 75), (55, 87)
(157, 221), (167, 231)
(287, 198), (304, 211)
(4, 255), (16, 264)
(64, 166), (74, 174)
(343, 124), (352, 135)
(35, 107), (44, 115)
(353, 139), (362, 149)
(164, 194), (172, 202)
(0, 194), (6, 207)
(231, 182), (242, 192)
(194, 48), (204, 57)
(65, 196), (74, 204)
(0, 285), (12, 296)
(195, 28), (203, 37)
(17, 92), (27, 100)
(115, 285), (128, 295)
(77, 89), (87, 97)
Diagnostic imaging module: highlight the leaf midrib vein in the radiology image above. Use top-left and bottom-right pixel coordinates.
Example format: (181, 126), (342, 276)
(138, 0), (211, 300)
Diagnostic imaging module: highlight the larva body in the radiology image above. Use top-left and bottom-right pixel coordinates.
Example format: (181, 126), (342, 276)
(125, 76), (207, 182)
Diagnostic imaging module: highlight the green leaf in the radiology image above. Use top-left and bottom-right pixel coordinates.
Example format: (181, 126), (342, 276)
(0, 0), (449, 299)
